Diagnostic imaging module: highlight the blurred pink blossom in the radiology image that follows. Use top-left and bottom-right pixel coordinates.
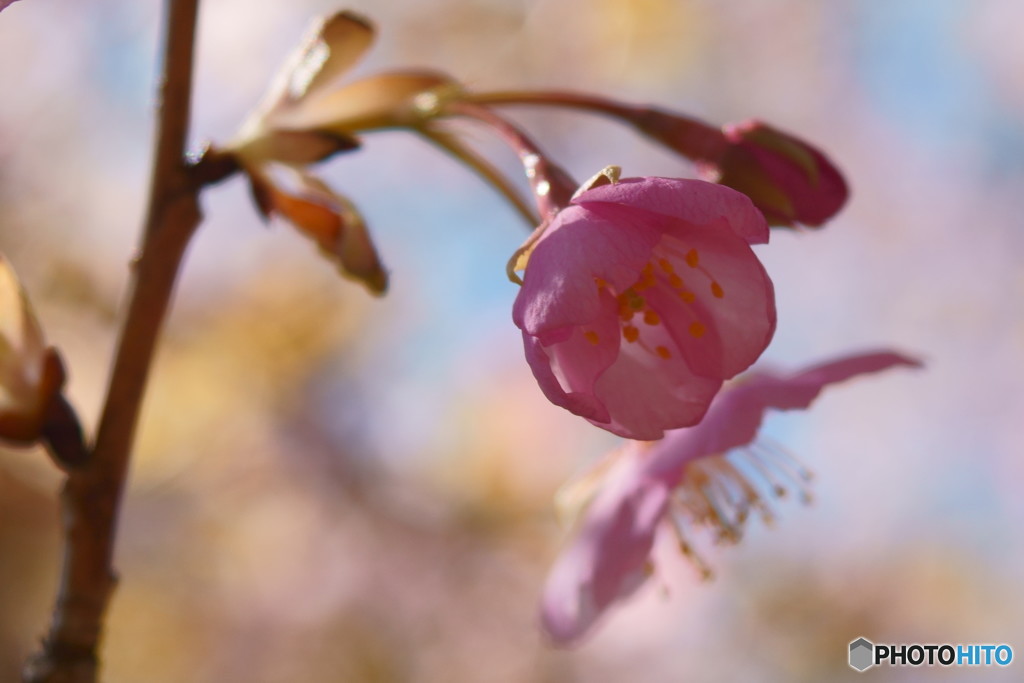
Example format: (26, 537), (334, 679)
(541, 350), (921, 645)
(513, 177), (776, 440)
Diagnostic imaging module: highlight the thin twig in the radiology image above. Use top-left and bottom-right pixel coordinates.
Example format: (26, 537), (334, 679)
(443, 101), (577, 220)
(465, 90), (727, 161)
(23, 0), (202, 680)
(415, 125), (538, 226)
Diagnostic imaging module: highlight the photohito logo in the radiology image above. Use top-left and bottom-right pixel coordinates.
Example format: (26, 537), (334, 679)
(848, 637), (1013, 672)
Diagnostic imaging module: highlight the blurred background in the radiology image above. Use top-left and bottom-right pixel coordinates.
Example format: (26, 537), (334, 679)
(1, 0), (1022, 680)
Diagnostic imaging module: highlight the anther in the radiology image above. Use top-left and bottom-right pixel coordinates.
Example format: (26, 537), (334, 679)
(637, 270), (657, 290)
(710, 281), (724, 298)
(689, 321), (706, 338)
(622, 325), (640, 343)
(685, 248), (700, 268)
(655, 345), (672, 359)
(679, 290), (696, 303)
(643, 310), (660, 325)
(584, 331), (600, 345)
(658, 258), (675, 273)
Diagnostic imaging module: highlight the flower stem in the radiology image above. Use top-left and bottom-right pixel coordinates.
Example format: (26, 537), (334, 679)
(466, 90), (727, 161)
(415, 125), (538, 227)
(23, 1), (203, 681)
(443, 101), (577, 220)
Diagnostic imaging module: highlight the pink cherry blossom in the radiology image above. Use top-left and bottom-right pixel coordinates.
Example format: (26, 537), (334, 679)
(540, 350), (921, 645)
(513, 177), (776, 440)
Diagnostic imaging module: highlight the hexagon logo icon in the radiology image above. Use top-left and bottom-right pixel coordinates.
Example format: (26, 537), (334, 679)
(849, 637), (875, 672)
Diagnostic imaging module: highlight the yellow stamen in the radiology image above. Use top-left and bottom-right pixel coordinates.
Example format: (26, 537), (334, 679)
(668, 446), (814, 579)
(622, 325), (639, 343)
(643, 310), (660, 325)
(668, 273), (684, 289)
(711, 281), (724, 298)
(685, 248), (700, 268)
(632, 264), (652, 291)
(584, 330), (600, 345)
(658, 258), (675, 273)
(689, 321), (706, 338)
(679, 290), (696, 303)
(655, 345), (672, 359)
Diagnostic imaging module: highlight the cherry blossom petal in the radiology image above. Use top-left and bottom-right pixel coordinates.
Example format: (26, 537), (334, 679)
(589, 335), (721, 439)
(513, 206), (661, 336)
(575, 176), (769, 245)
(656, 351), (923, 471)
(541, 445), (671, 644)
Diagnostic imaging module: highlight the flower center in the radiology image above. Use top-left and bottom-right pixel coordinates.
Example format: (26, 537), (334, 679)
(666, 439), (813, 578)
(587, 244), (725, 359)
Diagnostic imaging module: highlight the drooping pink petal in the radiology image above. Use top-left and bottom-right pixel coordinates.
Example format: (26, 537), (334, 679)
(541, 444), (672, 644)
(651, 350), (923, 477)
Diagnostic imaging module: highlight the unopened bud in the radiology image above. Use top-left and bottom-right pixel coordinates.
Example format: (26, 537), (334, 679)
(0, 257), (66, 444)
(706, 120), (849, 227)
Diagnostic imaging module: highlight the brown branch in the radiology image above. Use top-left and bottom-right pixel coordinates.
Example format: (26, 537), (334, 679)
(23, 0), (203, 680)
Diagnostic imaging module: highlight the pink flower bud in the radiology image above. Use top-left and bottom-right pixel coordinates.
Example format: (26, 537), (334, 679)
(705, 120), (849, 227)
